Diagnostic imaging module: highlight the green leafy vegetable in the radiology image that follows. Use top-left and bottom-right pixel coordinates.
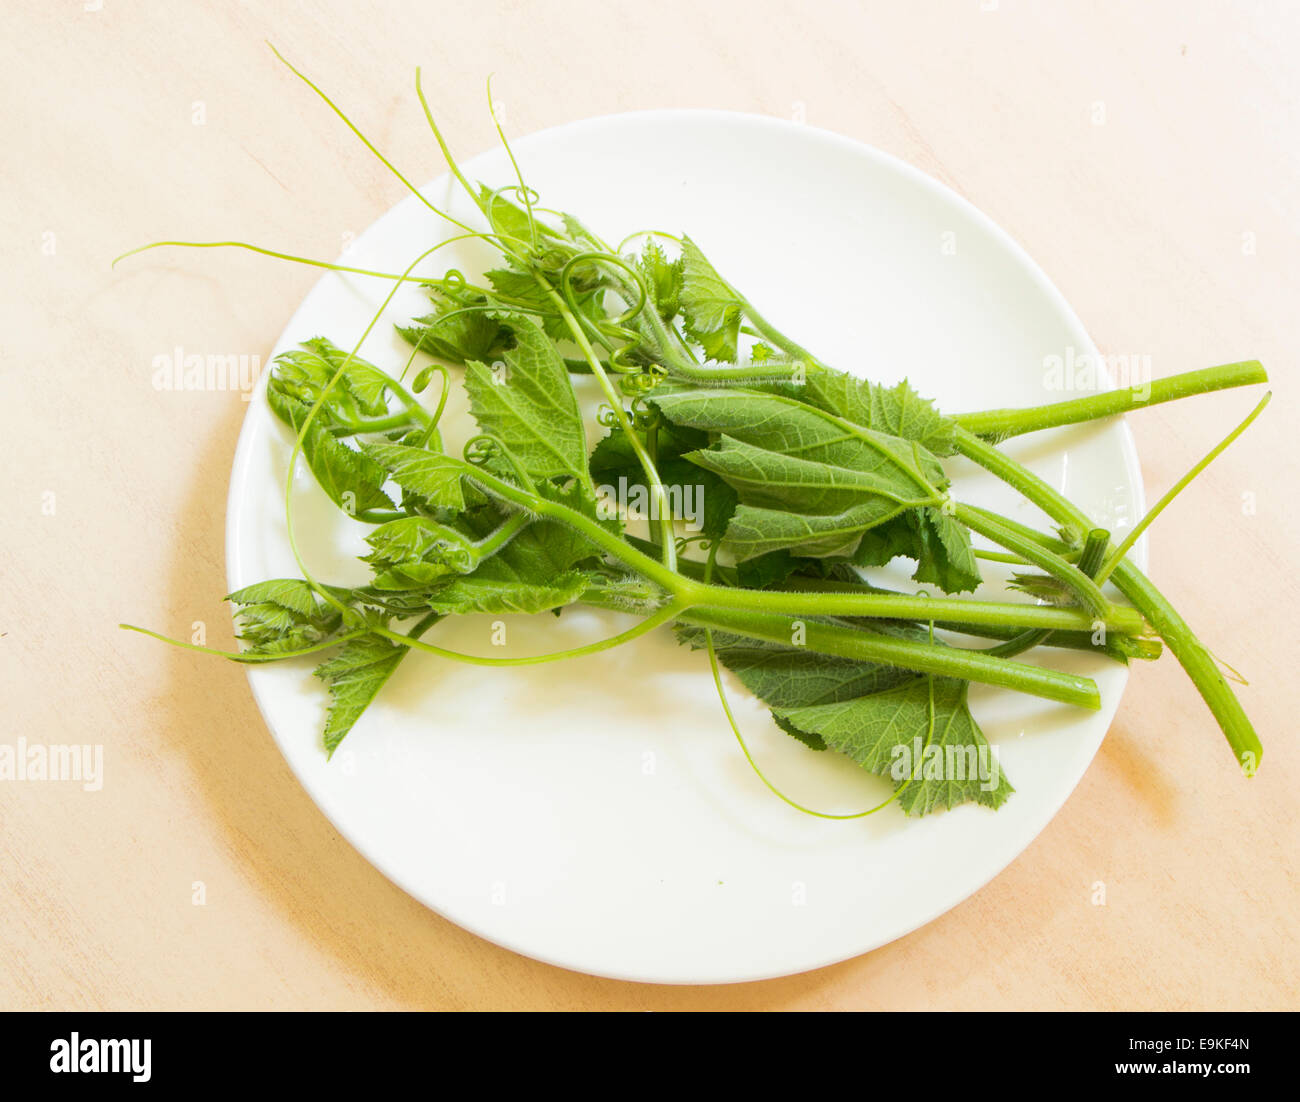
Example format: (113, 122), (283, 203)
(121, 67), (1268, 823)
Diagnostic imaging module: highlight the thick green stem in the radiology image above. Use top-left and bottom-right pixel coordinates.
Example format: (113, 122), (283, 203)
(960, 504), (1076, 552)
(953, 425), (1261, 771)
(954, 502), (1111, 618)
(982, 528), (1111, 660)
(764, 569), (1158, 660)
(682, 580), (1143, 635)
(954, 361), (1267, 441)
(680, 607), (1100, 709)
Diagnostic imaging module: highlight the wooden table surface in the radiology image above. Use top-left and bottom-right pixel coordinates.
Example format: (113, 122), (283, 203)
(4, 0), (1296, 1010)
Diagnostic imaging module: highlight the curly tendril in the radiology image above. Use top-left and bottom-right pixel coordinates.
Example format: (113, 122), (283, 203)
(463, 435), (500, 466)
(676, 534), (714, 555)
(619, 364), (666, 397)
(630, 394), (663, 431)
(594, 404), (623, 430)
(412, 362), (447, 395)
(463, 434), (537, 493)
(557, 250), (654, 373)
(503, 183), (541, 207)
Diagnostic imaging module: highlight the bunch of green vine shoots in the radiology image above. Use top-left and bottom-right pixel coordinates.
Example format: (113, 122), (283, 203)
(120, 51), (1270, 818)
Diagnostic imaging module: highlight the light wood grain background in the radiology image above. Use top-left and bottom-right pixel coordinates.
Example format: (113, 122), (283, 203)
(3, 0), (1296, 1010)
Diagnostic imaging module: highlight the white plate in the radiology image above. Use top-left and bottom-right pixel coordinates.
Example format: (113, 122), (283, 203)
(226, 110), (1146, 984)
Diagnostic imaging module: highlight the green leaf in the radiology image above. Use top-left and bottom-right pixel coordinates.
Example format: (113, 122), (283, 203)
(227, 579), (351, 654)
(779, 677), (1013, 815)
(719, 503), (902, 560)
(227, 579), (341, 618)
(640, 240), (684, 321)
(274, 338), (395, 417)
(649, 386), (945, 560)
(364, 512), (531, 592)
(684, 436), (928, 514)
(279, 410), (393, 514)
(426, 569), (589, 615)
(397, 303), (507, 365)
(799, 374), (956, 457)
(680, 626), (916, 708)
(315, 634), (414, 754)
(463, 317), (595, 492)
(681, 625), (1013, 815)
(476, 497), (603, 579)
(649, 387), (946, 486)
(370, 560), (459, 590)
(424, 518), (597, 613)
(678, 236), (744, 362)
(410, 482), (606, 616)
(479, 185), (539, 249)
(363, 515), (481, 570)
(913, 509), (981, 593)
(266, 348), (398, 516)
(853, 506), (982, 594)
(361, 443), (468, 510)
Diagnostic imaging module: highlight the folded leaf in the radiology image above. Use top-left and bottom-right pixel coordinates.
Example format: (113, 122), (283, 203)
(650, 386), (946, 560)
(273, 338), (396, 418)
(267, 386), (394, 516)
(640, 240), (684, 321)
(397, 302), (507, 365)
(719, 500), (921, 560)
(479, 184), (540, 249)
(464, 316), (596, 493)
(426, 569), (589, 615)
(227, 578), (351, 655)
(364, 515), (484, 572)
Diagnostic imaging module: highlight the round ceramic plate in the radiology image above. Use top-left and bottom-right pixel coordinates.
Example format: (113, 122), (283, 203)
(227, 110), (1146, 984)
